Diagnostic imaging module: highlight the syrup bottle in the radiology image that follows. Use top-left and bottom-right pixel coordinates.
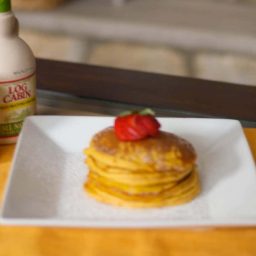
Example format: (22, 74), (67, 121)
(0, 0), (36, 144)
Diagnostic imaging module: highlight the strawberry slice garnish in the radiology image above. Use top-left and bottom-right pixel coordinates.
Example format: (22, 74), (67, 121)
(114, 109), (160, 141)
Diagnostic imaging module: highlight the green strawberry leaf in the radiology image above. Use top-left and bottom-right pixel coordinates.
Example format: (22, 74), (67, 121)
(118, 110), (134, 116)
(118, 108), (155, 117)
(139, 108), (155, 116)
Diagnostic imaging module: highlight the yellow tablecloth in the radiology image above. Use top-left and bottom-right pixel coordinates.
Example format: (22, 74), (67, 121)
(0, 129), (256, 256)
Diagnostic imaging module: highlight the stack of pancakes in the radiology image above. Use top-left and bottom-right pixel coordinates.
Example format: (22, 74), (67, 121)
(84, 127), (200, 208)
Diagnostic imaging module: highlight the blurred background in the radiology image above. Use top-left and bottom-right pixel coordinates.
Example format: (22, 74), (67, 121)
(13, 0), (256, 86)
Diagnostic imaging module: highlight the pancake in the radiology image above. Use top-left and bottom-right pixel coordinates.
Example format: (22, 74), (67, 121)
(85, 127), (196, 172)
(85, 169), (200, 208)
(84, 127), (200, 208)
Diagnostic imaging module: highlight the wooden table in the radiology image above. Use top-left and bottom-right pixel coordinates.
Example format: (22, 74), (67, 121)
(37, 58), (256, 126)
(1, 59), (256, 255)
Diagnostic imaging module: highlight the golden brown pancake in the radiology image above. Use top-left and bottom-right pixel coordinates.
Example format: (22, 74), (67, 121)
(84, 127), (200, 208)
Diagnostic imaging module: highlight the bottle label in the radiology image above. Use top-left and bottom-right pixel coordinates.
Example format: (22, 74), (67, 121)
(0, 73), (36, 139)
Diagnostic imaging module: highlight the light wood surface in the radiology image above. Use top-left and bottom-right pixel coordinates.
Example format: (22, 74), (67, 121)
(0, 128), (256, 255)
(13, 0), (66, 10)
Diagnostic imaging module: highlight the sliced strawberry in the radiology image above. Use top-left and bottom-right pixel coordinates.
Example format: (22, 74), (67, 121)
(114, 110), (161, 141)
(137, 114), (160, 136)
(114, 114), (142, 141)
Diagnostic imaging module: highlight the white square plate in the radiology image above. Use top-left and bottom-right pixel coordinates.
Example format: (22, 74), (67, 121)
(1, 116), (256, 228)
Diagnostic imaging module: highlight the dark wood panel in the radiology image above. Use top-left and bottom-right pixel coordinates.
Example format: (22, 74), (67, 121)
(36, 58), (256, 123)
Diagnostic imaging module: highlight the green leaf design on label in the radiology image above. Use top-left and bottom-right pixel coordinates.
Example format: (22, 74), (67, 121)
(0, 120), (23, 137)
